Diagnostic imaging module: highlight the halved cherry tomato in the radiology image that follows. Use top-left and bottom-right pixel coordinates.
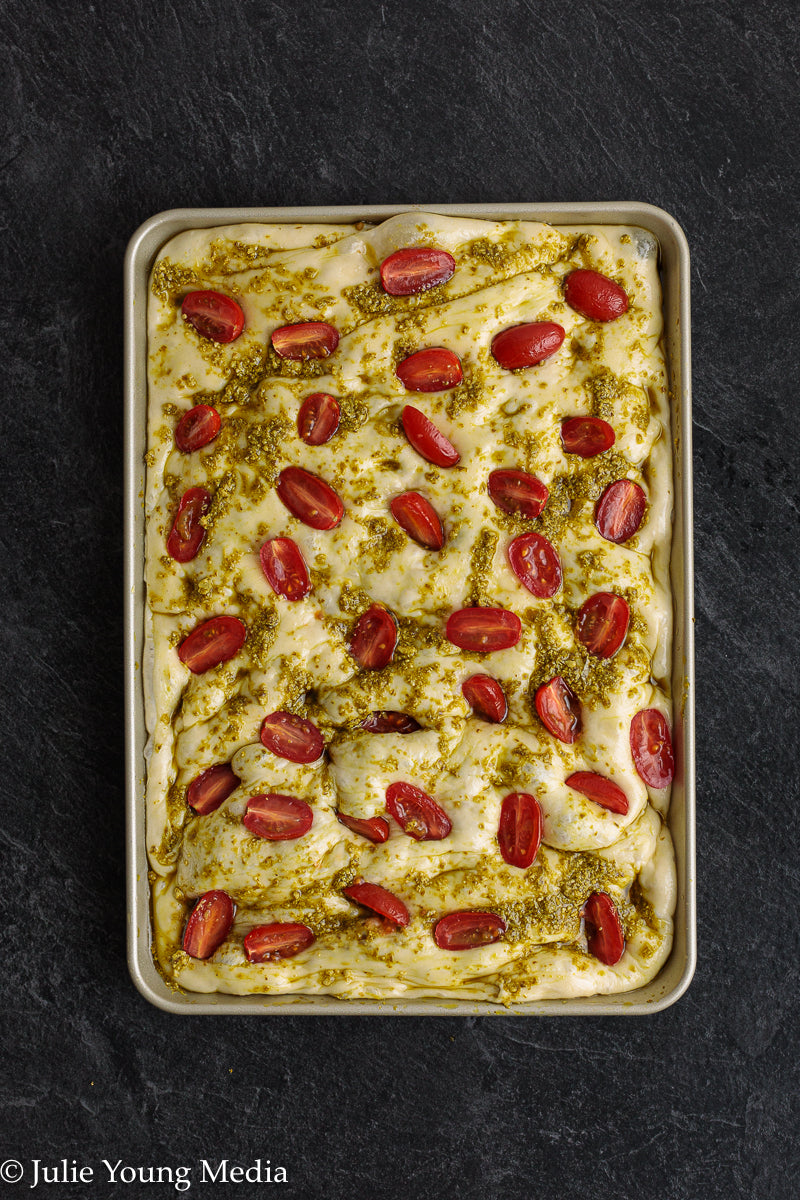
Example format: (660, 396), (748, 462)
(582, 891), (625, 964)
(182, 890), (235, 959)
(560, 416), (615, 457)
(244, 923), (315, 962)
(401, 405), (461, 466)
(167, 487), (211, 563)
(446, 608), (521, 652)
(297, 392), (340, 445)
(361, 711), (421, 734)
(277, 466), (344, 530)
(487, 469), (548, 518)
(336, 810), (390, 843)
(343, 881), (410, 927)
(385, 782), (451, 841)
(259, 537), (310, 601)
(462, 674), (508, 723)
(434, 912), (506, 950)
(535, 677), (581, 743)
(566, 771), (629, 815)
(396, 348), (463, 392)
(390, 491), (445, 550)
(491, 322), (564, 370)
(175, 404), (221, 452)
(178, 615), (246, 674)
(260, 711), (324, 763)
(271, 321), (339, 360)
(564, 270), (629, 322)
(507, 532), (562, 598)
(186, 763), (240, 815)
(630, 709), (674, 788)
(243, 793), (314, 840)
(181, 292), (244, 343)
(595, 479), (646, 543)
(381, 247), (456, 295)
(498, 792), (542, 869)
(349, 604), (397, 670)
(576, 592), (630, 659)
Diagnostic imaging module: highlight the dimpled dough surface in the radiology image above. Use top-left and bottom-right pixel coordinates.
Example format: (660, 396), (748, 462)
(144, 212), (676, 1002)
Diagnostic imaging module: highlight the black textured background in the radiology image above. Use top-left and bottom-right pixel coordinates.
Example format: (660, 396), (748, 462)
(2, 1), (799, 1197)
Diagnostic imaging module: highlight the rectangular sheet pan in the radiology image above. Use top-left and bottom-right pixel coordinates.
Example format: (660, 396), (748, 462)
(124, 203), (695, 1015)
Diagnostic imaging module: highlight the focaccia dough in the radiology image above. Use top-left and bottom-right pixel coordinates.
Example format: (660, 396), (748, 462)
(145, 213), (675, 1002)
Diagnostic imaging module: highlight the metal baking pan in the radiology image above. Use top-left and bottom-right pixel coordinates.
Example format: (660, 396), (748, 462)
(124, 203), (695, 1015)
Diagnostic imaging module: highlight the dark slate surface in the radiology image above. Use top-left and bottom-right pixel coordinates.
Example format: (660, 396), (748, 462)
(2, 1), (798, 1196)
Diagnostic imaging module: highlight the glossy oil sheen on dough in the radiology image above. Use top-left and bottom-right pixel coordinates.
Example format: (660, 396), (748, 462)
(144, 213), (675, 1002)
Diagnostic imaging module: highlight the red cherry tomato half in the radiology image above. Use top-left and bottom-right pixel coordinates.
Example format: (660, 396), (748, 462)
(186, 763), (240, 815)
(244, 923), (315, 962)
(385, 782), (452, 841)
(491, 322), (565, 370)
(446, 608), (522, 652)
(401, 405), (460, 466)
(560, 416), (616, 458)
(271, 321), (339, 360)
(582, 891), (625, 965)
(259, 537), (310, 602)
(390, 491), (445, 550)
(576, 592), (630, 659)
(297, 392), (340, 445)
(564, 270), (629, 322)
(498, 792), (543, 869)
(434, 912), (506, 950)
(336, 810), (390, 843)
(277, 466), (344, 530)
(167, 487), (211, 563)
(178, 615), (247, 674)
(175, 405), (222, 452)
(535, 676), (581, 743)
(181, 291), (244, 343)
(462, 674), (508, 723)
(566, 771), (629, 815)
(380, 247), (456, 295)
(243, 793), (314, 840)
(260, 711), (324, 764)
(343, 881), (410, 927)
(595, 479), (646, 543)
(396, 348), (463, 393)
(182, 890), (235, 959)
(487, 469), (548, 518)
(360, 711), (421, 734)
(630, 709), (675, 788)
(349, 604), (398, 670)
(507, 532), (562, 599)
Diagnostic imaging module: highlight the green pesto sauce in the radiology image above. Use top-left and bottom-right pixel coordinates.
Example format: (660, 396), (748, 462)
(151, 258), (200, 303)
(527, 609), (624, 709)
(344, 280), (449, 319)
(337, 391), (371, 434)
(338, 581), (373, 614)
(206, 238), (275, 274)
(628, 877), (658, 932)
(260, 342), (329, 379)
(586, 368), (649, 432)
(466, 529), (499, 606)
(395, 614), (448, 661)
(359, 516), (406, 572)
(466, 236), (522, 269)
(502, 426), (545, 472)
(184, 572), (227, 609)
(445, 367), (486, 418)
(201, 470), (237, 536)
(247, 605), (279, 669)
